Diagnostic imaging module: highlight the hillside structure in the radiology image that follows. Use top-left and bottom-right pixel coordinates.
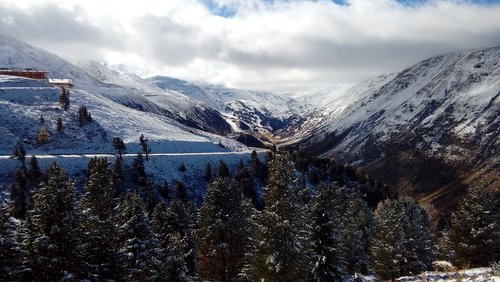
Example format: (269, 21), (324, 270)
(49, 78), (73, 89)
(0, 68), (73, 88)
(0, 68), (48, 80)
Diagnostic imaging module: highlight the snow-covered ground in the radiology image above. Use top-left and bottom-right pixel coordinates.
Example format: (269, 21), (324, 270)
(396, 267), (499, 282)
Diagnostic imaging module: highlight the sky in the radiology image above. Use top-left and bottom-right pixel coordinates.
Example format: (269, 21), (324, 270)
(0, 0), (499, 92)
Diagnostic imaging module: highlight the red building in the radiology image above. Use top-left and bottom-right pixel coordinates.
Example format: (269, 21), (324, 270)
(0, 68), (48, 80)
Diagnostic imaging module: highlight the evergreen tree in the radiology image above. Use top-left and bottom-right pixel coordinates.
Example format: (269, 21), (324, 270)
(158, 180), (170, 201)
(58, 88), (70, 110)
(0, 203), (22, 281)
(236, 164), (261, 210)
(27, 155), (42, 186)
(152, 202), (196, 281)
(56, 117), (63, 133)
(178, 162), (187, 173)
(309, 183), (346, 280)
(9, 168), (29, 219)
(216, 160), (230, 178)
(141, 178), (159, 214)
(132, 153), (146, 185)
(80, 157), (115, 220)
(12, 142), (26, 171)
(112, 157), (124, 197)
(250, 149), (261, 178)
(244, 153), (312, 281)
(77, 105), (92, 126)
(447, 183), (500, 268)
(371, 197), (433, 281)
(195, 177), (255, 282)
(117, 193), (158, 281)
(78, 215), (120, 280)
(174, 180), (187, 201)
(39, 113), (45, 124)
(203, 162), (212, 182)
(139, 134), (151, 161)
(112, 137), (126, 160)
(343, 194), (374, 275)
(21, 163), (82, 280)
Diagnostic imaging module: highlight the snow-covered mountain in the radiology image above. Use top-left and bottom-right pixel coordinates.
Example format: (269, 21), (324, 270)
(146, 76), (305, 135)
(0, 35), (245, 155)
(288, 46), (499, 208)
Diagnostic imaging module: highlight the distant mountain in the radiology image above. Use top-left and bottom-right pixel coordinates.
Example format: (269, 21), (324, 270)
(287, 46), (500, 210)
(147, 76), (305, 135)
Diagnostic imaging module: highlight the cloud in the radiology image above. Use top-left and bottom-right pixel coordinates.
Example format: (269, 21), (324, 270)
(0, 0), (499, 92)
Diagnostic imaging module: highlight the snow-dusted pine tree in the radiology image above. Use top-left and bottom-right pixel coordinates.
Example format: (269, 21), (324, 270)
(195, 177), (255, 282)
(117, 193), (158, 281)
(78, 157), (121, 280)
(21, 163), (82, 280)
(243, 152), (313, 281)
(343, 193), (374, 275)
(153, 198), (197, 277)
(447, 183), (499, 267)
(309, 183), (347, 280)
(371, 197), (433, 281)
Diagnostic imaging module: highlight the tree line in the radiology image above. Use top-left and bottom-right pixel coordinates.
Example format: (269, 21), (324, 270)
(2, 149), (499, 281)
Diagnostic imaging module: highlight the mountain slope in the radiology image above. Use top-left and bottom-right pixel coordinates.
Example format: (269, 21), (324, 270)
(0, 35), (232, 134)
(0, 36), (245, 155)
(289, 46), (500, 209)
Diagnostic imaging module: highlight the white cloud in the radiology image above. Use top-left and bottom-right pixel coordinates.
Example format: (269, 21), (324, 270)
(0, 0), (499, 92)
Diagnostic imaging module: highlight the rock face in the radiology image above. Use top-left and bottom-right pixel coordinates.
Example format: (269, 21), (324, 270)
(289, 46), (499, 209)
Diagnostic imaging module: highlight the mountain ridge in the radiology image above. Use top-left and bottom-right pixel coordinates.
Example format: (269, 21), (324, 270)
(286, 45), (499, 209)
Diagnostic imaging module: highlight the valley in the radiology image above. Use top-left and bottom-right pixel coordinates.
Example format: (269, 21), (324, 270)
(0, 35), (498, 213)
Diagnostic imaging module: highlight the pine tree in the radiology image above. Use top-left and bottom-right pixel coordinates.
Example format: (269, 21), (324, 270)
(12, 142), (26, 171)
(56, 117), (63, 133)
(195, 177), (255, 282)
(112, 137), (126, 160)
(447, 183), (500, 268)
(152, 202), (196, 281)
(236, 164), (261, 210)
(132, 153), (146, 185)
(178, 162), (187, 172)
(250, 149), (261, 178)
(244, 152), (313, 281)
(117, 193), (158, 281)
(309, 183), (347, 280)
(9, 168), (30, 219)
(27, 155), (42, 186)
(343, 193), (374, 275)
(173, 180), (187, 201)
(80, 157), (115, 220)
(158, 180), (170, 201)
(139, 134), (151, 161)
(216, 160), (230, 178)
(21, 163), (82, 280)
(58, 88), (70, 110)
(0, 203), (22, 281)
(77, 105), (92, 126)
(79, 158), (121, 280)
(112, 157), (124, 197)
(203, 162), (212, 182)
(371, 197), (433, 281)
(39, 113), (45, 124)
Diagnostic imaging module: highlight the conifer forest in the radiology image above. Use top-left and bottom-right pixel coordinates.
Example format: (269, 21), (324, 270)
(1, 150), (499, 281)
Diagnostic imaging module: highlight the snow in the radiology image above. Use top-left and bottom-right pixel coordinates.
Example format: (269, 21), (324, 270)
(396, 267), (499, 282)
(0, 35), (272, 198)
(287, 46), (500, 164)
